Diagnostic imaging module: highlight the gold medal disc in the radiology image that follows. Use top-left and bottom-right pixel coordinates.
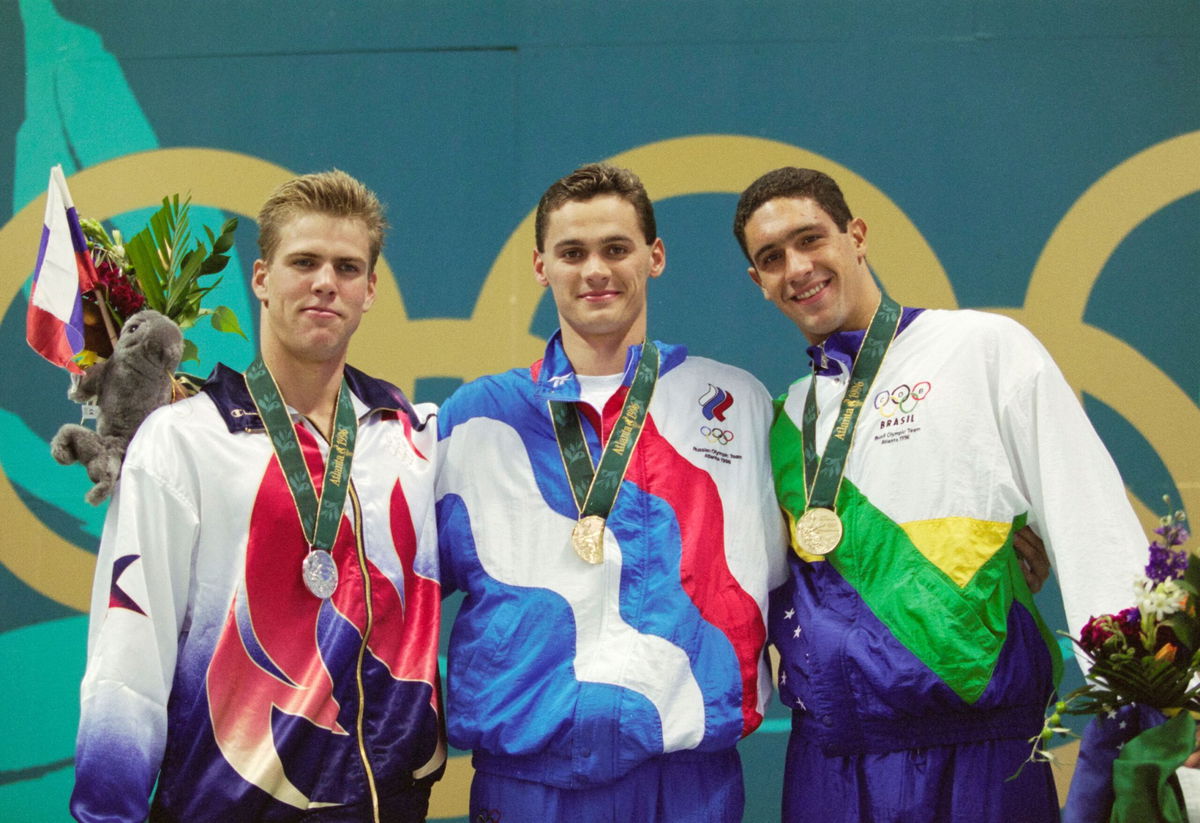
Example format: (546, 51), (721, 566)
(572, 515), (606, 564)
(794, 507), (843, 556)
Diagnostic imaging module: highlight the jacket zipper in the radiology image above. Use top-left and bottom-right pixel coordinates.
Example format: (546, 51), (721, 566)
(349, 483), (381, 822)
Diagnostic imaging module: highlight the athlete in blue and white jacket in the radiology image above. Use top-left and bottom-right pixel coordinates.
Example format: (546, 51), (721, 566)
(436, 163), (786, 822)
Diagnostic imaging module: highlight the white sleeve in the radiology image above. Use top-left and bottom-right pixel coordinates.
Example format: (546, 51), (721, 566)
(410, 402), (442, 585)
(998, 331), (1145, 672)
(71, 422), (200, 822)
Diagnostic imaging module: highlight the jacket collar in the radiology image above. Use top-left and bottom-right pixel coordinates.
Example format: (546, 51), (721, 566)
(807, 307), (925, 377)
(530, 329), (688, 402)
(201, 361), (424, 433)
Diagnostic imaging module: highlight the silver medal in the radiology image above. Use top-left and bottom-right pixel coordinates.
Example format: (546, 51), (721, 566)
(302, 548), (338, 599)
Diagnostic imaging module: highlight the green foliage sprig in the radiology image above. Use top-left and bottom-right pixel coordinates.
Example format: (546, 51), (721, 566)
(119, 195), (245, 364)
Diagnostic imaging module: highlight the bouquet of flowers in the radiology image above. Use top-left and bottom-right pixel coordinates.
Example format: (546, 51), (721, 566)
(77, 194), (245, 367)
(1043, 501), (1198, 823)
(1066, 504), (1197, 716)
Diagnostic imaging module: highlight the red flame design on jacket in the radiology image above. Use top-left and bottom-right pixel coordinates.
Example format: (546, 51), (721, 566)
(206, 421), (440, 808)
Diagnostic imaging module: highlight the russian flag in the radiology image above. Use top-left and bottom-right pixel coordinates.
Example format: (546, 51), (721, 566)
(26, 165), (99, 373)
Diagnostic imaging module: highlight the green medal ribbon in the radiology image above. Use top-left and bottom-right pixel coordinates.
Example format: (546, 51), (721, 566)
(802, 294), (901, 505)
(245, 355), (358, 597)
(792, 295), (901, 555)
(549, 341), (659, 563)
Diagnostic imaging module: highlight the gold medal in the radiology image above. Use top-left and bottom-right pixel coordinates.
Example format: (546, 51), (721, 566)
(572, 515), (606, 564)
(551, 343), (660, 567)
(789, 297), (901, 561)
(793, 507), (843, 556)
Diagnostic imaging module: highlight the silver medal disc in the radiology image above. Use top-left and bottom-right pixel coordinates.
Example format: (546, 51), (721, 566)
(302, 549), (338, 599)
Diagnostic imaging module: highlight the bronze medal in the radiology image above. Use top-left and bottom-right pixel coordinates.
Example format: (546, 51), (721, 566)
(572, 515), (606, 564)
(794, 507), (843, 556)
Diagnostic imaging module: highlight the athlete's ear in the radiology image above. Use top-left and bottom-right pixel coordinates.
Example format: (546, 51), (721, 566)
(848, 217), (868, 262)
(747, 266), (768, 299)
(362, 270), (377, 312)
(252, 259), (269, 305)
(648, 237), (665, 279)
(533, 249), (549, 288)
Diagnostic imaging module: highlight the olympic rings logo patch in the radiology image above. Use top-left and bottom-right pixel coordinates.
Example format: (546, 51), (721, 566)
(701, 426), (735, 444)
(873, 381), (932, 418)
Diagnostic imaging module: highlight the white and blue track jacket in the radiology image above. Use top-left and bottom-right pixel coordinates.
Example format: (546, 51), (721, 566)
(436, 333), (787, 789)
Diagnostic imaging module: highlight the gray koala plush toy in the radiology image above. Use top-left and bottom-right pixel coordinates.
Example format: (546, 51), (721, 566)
(51, 309), (184, 504)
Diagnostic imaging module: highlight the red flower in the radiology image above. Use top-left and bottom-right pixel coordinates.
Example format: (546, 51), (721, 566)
(1080, 615), (1118, 654)
(86, 258), (145, 319)
(1080, 608), (1142, 656)
(1115, 607), (1142, 639)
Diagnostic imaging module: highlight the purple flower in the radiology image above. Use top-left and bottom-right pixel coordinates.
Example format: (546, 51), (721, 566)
(1155, 515), (1190, 545)
(1145, 540), (1189, 583)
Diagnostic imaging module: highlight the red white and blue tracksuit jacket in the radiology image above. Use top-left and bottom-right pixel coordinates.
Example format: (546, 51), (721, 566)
(72, 364), (444, 822)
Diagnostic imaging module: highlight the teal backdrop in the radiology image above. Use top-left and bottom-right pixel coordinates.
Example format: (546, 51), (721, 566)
(1, 1), (1198, 820)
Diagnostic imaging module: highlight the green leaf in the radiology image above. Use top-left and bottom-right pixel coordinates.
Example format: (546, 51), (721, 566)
(180, 338), (199, 365)
(1186, 553), (1200, 600)
(210, 217), (239, 256)
(124, 195), (193, 313)
(194, 277), (222, 300)
(200, 254), (230, 275)
(179, 245), (206, 281)
(1072, 651), (1194, 710)
(1169, 612), (1199, 653)
(210, 305), (248, 338)
(124, 231), (167, 310)
(171, 306), (199, 329)
(165, 251), (202, 316)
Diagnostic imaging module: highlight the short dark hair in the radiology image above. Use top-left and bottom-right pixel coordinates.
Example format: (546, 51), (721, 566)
(732, 167), (853, 261)
(257, 169), (387, 268)
(535, 163), (657, 251)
